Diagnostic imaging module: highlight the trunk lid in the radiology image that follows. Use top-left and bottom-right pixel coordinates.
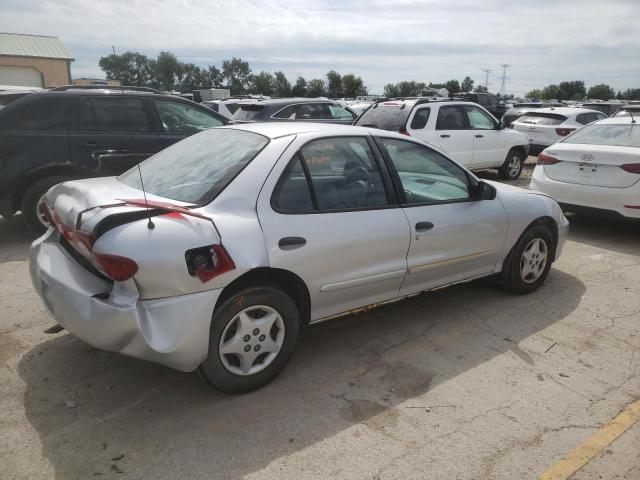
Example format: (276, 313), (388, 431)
(542, 144), (640, 188)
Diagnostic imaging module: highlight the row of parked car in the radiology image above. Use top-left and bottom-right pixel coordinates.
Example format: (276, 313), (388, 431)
(1, 85), (638, 233)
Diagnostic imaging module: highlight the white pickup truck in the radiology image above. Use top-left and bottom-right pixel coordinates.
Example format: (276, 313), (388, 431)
(355, 98), (531, 179)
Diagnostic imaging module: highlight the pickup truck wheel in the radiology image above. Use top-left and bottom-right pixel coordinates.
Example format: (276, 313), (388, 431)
(200, 286), (300, 394)
(20, 176), (71, 234)
(498, 149), (524, 180)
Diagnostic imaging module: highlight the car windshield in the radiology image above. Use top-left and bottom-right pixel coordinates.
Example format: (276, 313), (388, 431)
(354, 103), (413, 130)
(561, 123), (640, 148)
(233, 104), (266, 121)
(516, 113), (567, 126)
(118, 128), (269, 204)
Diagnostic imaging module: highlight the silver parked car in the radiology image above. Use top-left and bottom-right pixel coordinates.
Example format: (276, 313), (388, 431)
(30, 123), (568, 393)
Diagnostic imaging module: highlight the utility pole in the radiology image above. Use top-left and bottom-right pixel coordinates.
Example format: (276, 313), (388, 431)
(481, 68), (492, 92)
(498, 63), (511, 96)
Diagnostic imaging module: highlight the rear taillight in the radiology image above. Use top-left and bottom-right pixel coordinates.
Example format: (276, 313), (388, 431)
(399, 128), (410, 136)
(621, 163), (640, 174)
(185, 245), (235, 282)
(93, 252), (139, 281)
(537, 153), (561, 165)
(555, 127), (575, 136)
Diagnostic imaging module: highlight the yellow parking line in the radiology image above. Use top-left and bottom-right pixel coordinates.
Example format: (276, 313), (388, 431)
(539, 399), (640, 480)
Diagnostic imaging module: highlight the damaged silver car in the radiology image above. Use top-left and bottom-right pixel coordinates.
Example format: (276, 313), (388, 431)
(30, 123), (568, 393)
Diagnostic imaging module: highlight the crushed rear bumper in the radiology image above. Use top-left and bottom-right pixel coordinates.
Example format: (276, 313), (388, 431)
(29, 229), (221, 371)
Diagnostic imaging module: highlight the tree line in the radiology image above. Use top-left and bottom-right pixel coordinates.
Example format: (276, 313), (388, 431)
(99, 51), (368, 98)
(525, 81), (640, 101)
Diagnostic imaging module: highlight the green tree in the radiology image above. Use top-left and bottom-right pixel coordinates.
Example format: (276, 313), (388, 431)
(179, 63), (206, 92)
(326, 70), (343, 98)
(153, 51), (183, 91)
(525, 89), (543, 99)
(445, 79), (461, 94)
(384, 81), (426, 97)
(203, 66), (223, 88)
(273, 71), (292, 97)
(98, 51), (153, 86)
(222, 57), (252, 95)
(307, 79), (327, 97)
(541, 84), (561, 100)
(622, 88), (640, 100)
(587, 83), (616, 100)
(474, 85), (488, 93)
(558, 81), (586, 100)
(291, 76), (307, 97)
(461, 76), (474, 92)
(251, 71), (275, 95)
(342, 73), (367, 98)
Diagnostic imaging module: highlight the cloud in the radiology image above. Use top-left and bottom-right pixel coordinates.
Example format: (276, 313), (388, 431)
(2, 0), (639, 95)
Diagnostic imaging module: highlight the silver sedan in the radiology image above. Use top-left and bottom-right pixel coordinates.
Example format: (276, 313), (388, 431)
(30, 123), (569, 393)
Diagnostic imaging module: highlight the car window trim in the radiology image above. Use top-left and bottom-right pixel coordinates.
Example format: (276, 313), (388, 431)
(270, 134), (399, 215)
(371, 135), (479, 208)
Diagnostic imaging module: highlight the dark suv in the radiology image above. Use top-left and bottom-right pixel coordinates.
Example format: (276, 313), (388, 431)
(0, 88), (227, 230)
(452, 92), (506, 119)
(231, 98), (356, 124)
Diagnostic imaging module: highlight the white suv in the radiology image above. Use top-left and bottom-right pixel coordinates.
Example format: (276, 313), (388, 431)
(355, 98), (531, 179)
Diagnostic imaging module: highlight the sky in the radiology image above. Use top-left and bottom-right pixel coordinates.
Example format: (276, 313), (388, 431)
(2, 0), (639, 96)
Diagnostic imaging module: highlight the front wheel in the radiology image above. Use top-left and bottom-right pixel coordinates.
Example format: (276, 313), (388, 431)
(505, 225), (555, 294)
(498, 149), (524, 180)
(200, 286), (300, 393)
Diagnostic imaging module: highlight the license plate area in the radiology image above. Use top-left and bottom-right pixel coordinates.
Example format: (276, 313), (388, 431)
(578, 162), (597, 177)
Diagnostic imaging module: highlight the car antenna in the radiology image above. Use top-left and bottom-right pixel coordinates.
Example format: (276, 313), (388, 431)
(113, 45), (155, 229)
(629, 109), (636, 124)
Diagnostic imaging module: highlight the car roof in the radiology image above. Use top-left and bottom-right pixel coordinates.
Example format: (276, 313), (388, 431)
(32, 89), (175, 98)
(224, 121), (390, 139)
(520, 107), (602, 116)
(236, 97), (334, 106)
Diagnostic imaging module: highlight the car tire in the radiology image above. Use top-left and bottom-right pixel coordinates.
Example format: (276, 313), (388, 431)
(505, 225), (555, 295)
(199, 286), (300, 394)
(20, 176), (71, 234)
(498, 149), (524, 180)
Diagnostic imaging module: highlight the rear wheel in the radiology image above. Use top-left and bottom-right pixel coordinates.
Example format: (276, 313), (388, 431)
(505, 225), (555, 294)
(199, 286), (300, 393)
(498, 149), (524, 180)
(20, 176), (71, 234)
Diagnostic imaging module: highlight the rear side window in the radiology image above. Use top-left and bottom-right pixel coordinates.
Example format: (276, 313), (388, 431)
(77, 97), (150, 132)
(575, 112), (602, 125)
(297, 103), (332, 120)
(274, 137), (390, 212)
(561, 124), (640, 148)
(119, 129), (269, 204)
(410, 108), (430, 129)
(436, 106), (466, 130)
(233, 104), (266, 121)
(354, 103), (412, 131)
(272, 105), (296, 119)
(4, 96), (72, 131)
(516, 113), (567, 126)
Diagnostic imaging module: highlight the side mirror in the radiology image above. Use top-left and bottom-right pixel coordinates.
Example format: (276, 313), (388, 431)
(496, 120), (506, 130)
(475, 181), (496, 200)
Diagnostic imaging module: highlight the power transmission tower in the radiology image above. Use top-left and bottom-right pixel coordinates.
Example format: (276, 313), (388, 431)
(498, 63), (511, 96)
(481, 68), (492, 91)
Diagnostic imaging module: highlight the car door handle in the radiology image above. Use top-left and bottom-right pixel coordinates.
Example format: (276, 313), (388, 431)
(278, 237), (306, 250)
(475, 134), (484, 138)
(440, 134), (450, 138)
(415, 222), (434, 232)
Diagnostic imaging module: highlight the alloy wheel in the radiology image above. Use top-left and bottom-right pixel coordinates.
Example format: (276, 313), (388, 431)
(508, 155), (522, 178)
(520, 238), (548, 284)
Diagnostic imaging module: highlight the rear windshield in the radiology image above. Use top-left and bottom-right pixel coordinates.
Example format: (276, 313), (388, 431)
(354, 103), (412, 131)
(118, 128), (269, 204)
(561, 124), (640, 148)
(233, 104), (266, 121)
(516, 113), (567, 126)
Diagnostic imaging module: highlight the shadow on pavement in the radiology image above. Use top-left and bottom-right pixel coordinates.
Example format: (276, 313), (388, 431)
(18, 269), (585, 479)
(566, 214), (640, 256)
(0, 215), (33, 264)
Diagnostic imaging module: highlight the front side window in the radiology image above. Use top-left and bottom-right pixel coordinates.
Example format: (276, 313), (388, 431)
(436, 106), (466, 130)
(465, 106), (496, 130)
(410, 108), (431, 129)
(274, 137), (389, 212)
(119, 128), (269, 204)
(154, 99), (222, 134)
(377, 137), (470, 204)
(328, 104), (356, 120)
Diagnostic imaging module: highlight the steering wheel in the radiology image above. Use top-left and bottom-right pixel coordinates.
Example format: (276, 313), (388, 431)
(346, 165), (370, 185)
